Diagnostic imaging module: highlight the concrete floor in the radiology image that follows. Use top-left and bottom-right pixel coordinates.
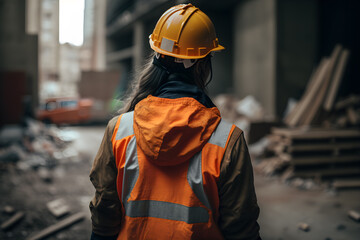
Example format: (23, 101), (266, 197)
(255, 173), (360, 240)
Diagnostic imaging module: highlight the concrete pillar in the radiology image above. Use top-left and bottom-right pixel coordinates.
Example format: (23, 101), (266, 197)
(133, 21), (145, 72)
(0, 0), (39, 121)
(94, 0), (106, 71)
(233, 0), (276, 118)
(26, 0), (40, 35)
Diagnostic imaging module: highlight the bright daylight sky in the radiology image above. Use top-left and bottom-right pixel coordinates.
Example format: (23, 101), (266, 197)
(59, 0), (85, 46)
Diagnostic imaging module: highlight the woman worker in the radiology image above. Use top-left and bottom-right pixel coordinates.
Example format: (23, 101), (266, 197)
(89, 3), (261, 240)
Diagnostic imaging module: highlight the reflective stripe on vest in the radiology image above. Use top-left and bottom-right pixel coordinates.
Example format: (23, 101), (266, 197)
(115, 111), (232, 224)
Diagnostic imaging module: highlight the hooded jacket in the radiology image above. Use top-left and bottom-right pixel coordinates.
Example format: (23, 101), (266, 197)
(89, 79), (260, 240)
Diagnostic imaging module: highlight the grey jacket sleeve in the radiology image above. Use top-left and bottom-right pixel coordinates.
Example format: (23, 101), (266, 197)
(89, 116), (122, 236)
(218, 127), (261, 240)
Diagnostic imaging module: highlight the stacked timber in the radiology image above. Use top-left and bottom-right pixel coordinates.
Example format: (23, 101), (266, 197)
(268, 127), (360, 180)
(285, 45), (352, 127)
(255, 44), (360, 188)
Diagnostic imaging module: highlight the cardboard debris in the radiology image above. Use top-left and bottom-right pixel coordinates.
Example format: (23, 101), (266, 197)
(46, 199), (70, 218)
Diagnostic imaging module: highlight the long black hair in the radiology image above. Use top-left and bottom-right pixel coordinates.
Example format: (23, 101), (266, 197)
(120, 52), (212, 113)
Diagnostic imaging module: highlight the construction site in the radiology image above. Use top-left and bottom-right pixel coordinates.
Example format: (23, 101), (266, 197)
(0, 0), (359, 239)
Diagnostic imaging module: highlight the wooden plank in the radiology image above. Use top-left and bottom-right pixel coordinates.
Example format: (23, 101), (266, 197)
(324, 49), (350, 111)
(293, 167), (360, 178)
(333, 179), (360, 189)
(26, 212), (85, 240)
(272, 127), (360, 139)
(335, 95), (360, 110)
(1, 211), (25, 230)
(284, 66), (319, 124)
(288, 141), (360, 152)
(285, 58), (329, 127)
(301, 45), (343, 126)
(290, 155), (360, 166)
(346, 107), (359, 125)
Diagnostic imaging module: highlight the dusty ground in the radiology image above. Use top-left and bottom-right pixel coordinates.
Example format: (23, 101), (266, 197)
(0, 126), (104, 240)
(255, 173), (360, 240)
(0, 125), (359, 240)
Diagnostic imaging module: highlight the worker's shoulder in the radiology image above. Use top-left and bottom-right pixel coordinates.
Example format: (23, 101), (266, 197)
(106, 115), (120, 134)
(107, 111), (134, 133)
(219, 118), (243, 139)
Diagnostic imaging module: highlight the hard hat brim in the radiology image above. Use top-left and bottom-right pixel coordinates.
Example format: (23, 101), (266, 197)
(150, 39), (225, 60)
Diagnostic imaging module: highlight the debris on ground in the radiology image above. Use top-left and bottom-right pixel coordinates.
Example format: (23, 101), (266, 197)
(2, 206), (15, 215)
(0, 211), (25, 231)
(0, 125), (23, 147)
(336, 224), (346, 230)
(37, 167), (53, 183)
(297, 222), (311, 232)
(254, 127), (360, 190)
(0, 118), (79, 171)
(235, 95), (265, 121)
(26, 212), (86, 240)
(46, 199), (70, 218)
(214, 94), (277, 143)
(348, 210), (360, 222)
(251, 45), (360, 190)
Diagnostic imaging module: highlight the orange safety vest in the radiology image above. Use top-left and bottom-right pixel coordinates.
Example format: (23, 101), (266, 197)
(112, 109), (235, 239)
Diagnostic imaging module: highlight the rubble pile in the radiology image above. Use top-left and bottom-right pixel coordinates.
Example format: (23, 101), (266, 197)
(214, 94), (274, 143)
(255, 127), (360, 188)
(0, 118), (78, 171)
(253, 45), (360, 189)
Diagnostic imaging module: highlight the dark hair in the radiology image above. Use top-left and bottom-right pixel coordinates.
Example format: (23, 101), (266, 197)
(120, 52), (212, 113)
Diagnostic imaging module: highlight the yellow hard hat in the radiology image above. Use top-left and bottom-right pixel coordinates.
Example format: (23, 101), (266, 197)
(149, 4), (225, 59)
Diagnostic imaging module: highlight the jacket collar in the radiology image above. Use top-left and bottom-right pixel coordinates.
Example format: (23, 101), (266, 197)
(154, 73), (215, 108)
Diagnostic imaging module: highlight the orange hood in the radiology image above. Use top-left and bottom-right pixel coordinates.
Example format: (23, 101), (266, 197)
(133, 96), (221, 166)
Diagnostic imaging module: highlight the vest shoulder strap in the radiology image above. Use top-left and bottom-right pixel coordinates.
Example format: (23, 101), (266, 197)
(207, 118), (233, 148)
(115, 111), (134, 140)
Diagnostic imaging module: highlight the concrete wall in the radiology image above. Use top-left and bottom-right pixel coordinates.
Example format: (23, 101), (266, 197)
(233, 0), (276, 117)
(276, 0), (318, 116)
(206, 9), (234, 97)
(0, 0), (39, 122)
